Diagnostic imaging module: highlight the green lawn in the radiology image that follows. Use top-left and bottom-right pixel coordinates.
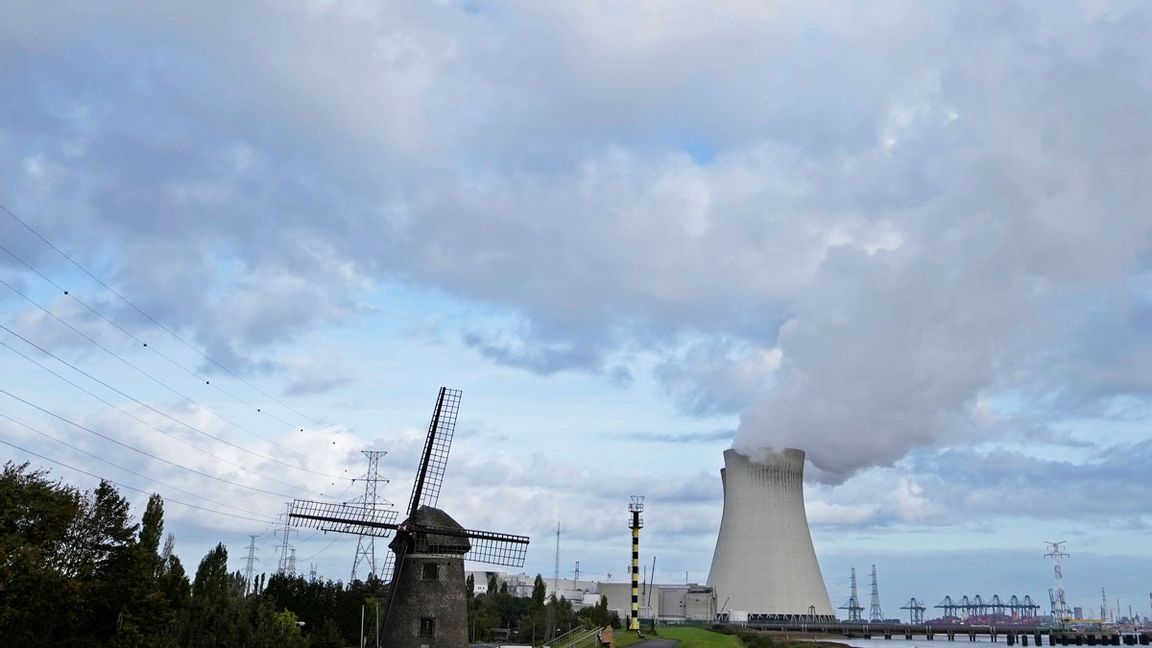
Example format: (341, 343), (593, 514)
(654, 625), (742, 648)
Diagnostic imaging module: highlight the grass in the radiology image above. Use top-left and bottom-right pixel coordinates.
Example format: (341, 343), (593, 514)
(612, 629), (650, 648)
(653, 626), (743, 648)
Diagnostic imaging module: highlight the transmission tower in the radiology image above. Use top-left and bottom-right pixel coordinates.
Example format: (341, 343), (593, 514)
(287, 547), (297, 577)
(1044, 541), (1071, 624)
(869, 564), (883, 622)
(243, 534), (258, 594)
(574, 560), (581, 583)
(350, 450), (391, 583)
(840, 567), (864, 621)
(1101, 587), (1107, 622)
(277, 502), (293, 575)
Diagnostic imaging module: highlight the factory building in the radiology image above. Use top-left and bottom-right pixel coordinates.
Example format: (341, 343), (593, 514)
(465, 573), (716, 622)
(707, 448), (835, 621)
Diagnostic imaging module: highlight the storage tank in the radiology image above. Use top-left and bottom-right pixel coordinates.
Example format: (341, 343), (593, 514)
(706, 448), (834, 621)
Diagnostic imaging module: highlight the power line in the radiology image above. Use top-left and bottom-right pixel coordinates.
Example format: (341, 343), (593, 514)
(0, 335), (320, 493)
(0, 240), (340, 467)
(0, 313), (346, 481)
(0, 200), (322, 427)
(0, 387), (297, 499)
(300, 536), (345, 564)
(0, 409), (276, 521)
(0, 437), (279, 525)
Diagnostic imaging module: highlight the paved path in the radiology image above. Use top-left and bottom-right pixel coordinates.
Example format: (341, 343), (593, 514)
(631, 638), (679, 648)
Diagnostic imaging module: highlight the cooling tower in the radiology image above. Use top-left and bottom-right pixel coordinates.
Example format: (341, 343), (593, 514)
(707, 448), (834, 620)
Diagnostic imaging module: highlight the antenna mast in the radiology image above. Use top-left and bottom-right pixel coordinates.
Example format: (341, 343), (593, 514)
(553, 522), (561, 597)
(1044, 540), (1071, 625)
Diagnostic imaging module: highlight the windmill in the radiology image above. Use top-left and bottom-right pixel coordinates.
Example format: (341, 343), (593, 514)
(288, 387), (530, 648)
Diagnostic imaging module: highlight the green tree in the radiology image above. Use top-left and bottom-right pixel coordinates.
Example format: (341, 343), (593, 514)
(187, 543), (236, 647)
(532, 573), (546, 605)
(66, 480), (140, 643)
(0, 462), (82, 645)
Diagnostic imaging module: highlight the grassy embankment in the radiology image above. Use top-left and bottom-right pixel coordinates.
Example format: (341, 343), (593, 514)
(650, 625), (849, 648)
(654, 625), (743, 648)
(562, 624), (849, 648)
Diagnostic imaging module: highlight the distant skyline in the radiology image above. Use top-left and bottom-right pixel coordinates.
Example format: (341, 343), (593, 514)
(1, 1), (1150, 617)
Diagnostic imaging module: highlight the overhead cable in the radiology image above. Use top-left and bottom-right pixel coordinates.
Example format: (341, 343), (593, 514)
(0, 437), (279, 525)
(0, 200), (322, 427)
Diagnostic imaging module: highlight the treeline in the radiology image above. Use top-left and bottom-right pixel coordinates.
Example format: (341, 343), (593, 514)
(1, 461), (619, 647)
(466, 572), (620, 643)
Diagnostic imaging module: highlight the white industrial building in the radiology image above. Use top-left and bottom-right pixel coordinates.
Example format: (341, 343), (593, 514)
(707, 448), (835, 622)
(464, 572), (716, 622)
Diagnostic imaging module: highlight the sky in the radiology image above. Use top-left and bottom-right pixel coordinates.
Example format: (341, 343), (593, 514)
(2, 0), (1151, 621)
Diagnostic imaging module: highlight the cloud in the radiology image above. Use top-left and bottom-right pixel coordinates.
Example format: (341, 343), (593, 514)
(614, 429), (732, 444)
(4, 0), (1152, 595)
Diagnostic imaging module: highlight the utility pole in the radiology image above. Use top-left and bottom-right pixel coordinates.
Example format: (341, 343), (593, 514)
(547, 522), (560, 642)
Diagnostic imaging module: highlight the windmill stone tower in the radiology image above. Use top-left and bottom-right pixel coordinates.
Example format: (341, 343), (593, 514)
(384, 506), (472, 646)
(288, 387), (529, 648)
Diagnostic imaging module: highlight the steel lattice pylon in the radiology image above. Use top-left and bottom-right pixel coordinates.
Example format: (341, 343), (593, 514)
(1045, 540), (1071, 624)
(350, 450), (391, 583)
(869, 564), (883, 622)
(840, 567), (864, 621)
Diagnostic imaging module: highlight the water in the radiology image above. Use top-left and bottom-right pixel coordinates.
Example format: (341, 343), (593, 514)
(827, 638), (1004, 648)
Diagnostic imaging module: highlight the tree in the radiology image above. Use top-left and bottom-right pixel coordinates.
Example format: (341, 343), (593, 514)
(187, 543), (236, 646)
(532, 573), (546, 606)
(109, 493), (172, 647)
(0, 462), (82, 645)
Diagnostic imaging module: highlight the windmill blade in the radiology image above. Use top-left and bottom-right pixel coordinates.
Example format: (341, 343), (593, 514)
(396, 523), (529, 567)
(460, 527), (530, 567)
(289, 499), (399, 538)
(406, 387), (462, 517)
(379, 550), (396, 582)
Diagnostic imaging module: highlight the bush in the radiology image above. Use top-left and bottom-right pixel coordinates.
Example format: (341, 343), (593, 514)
(736, 629), (776, 648)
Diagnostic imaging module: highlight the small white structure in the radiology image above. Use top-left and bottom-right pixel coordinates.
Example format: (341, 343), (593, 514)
(707, 448), (834, 621)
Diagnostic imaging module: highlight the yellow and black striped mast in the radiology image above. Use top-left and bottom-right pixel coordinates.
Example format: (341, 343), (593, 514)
(628, 495), (645, 632)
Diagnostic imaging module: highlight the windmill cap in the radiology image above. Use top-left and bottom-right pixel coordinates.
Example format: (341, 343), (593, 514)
(390, 505), (472, 555)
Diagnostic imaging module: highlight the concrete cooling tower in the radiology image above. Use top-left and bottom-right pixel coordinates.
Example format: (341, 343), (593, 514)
(707, 448), (835, 621)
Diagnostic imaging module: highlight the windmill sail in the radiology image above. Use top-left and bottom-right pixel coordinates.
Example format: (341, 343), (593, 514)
(289, 499), (399, 537)
(455, 527), (529, 566)
(406, 387), (461, 516)
(282, 386), (530, 595)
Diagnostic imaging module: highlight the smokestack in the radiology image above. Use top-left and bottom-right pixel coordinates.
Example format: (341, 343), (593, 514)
(707, 448), (834, 619)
